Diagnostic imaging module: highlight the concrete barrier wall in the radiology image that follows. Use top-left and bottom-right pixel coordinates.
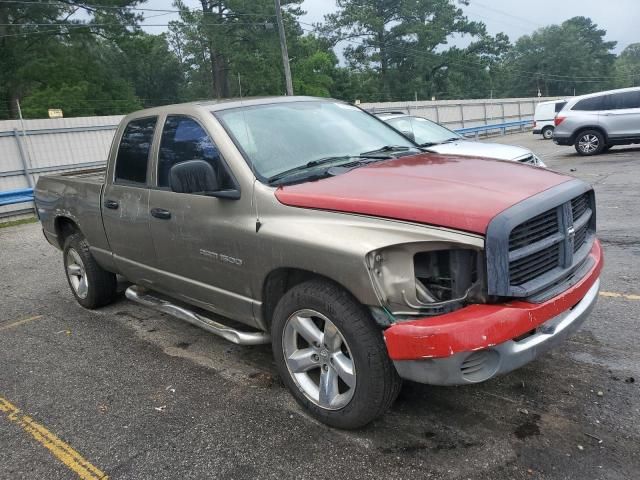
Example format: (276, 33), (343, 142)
(361, 96), (562, 130)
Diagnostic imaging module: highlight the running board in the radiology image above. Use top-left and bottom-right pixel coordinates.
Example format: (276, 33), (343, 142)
(125, 285), (270, 345)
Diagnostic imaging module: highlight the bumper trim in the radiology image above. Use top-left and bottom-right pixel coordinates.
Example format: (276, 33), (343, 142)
(394, 278), (600, 385)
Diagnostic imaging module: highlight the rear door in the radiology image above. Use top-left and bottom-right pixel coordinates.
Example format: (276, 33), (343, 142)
(147, 114), (256, 325)
(102, 116), (159, 283)
(599, 91), (640, 139)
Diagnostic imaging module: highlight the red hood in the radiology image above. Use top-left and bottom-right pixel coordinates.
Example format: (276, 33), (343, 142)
(274, 153), (572, 234)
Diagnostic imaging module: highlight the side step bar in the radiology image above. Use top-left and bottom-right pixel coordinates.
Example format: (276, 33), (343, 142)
(125, 285), (270, 345)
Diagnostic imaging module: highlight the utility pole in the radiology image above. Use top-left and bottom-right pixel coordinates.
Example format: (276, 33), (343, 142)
(274, 0), (293, 96)
(15, 99), (34, 188)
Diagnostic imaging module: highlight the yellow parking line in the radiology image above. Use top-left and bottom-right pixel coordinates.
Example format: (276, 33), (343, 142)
(0, 397), (108, 480)
(599, 291), (640, 301)
(0, 315), (44, 332)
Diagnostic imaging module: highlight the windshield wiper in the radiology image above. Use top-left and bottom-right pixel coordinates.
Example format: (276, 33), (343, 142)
(442, 137), (460, 143)
(359, 145), (412, 156)
(266, 155), (353, 185)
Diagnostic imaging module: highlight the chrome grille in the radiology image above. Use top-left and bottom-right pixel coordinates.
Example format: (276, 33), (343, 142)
(573, 223), (589, 252)
(571, 193), (589, 221)
(510, 243), (561, 286)
(509, 208), (559, 251)
(498, 189), (595, 297)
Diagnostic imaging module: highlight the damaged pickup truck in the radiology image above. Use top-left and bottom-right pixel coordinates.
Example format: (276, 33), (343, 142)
(35, 97), (602, 429)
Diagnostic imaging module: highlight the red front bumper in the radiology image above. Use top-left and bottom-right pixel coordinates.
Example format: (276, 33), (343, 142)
(384, 240), (603, 361)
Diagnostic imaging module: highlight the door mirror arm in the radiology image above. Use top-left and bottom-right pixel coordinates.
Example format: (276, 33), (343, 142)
(206, 189), (241, 200)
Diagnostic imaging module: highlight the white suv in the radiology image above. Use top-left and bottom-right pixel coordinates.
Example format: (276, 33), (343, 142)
(553, 87), (640, 155)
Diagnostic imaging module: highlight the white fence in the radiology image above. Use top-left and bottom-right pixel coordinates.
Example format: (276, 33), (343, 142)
(0, 96), (560, 221)
(360, 96), (561, 130)
(0, 115), (122, 220)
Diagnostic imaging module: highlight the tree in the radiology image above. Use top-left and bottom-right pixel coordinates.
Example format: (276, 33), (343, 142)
(290, 35), (338, 97)
(0, 0), (146, 119)
(321, 0), (509, 101)
(116, 33), (184, 106)
(169, 0), (304, 100)
(615, 43), (640, 88)
(500, 17), (617, 97)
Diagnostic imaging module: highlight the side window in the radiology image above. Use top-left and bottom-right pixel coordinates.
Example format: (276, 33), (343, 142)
(157, 115), (233, 192)
(607, 91), (640, 110)
(555, 101), (567, 113)
(573, 96), (604, 111)
(115, 117), (157, 185)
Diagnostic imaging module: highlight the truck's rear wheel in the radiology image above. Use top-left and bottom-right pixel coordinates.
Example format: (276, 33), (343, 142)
(542, 126), (554, 139)
(63, 233), (117, 309)
(271, 279), (401, 429)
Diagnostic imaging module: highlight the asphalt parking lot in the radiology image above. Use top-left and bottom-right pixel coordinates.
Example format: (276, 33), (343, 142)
(1, 132), (639, 479)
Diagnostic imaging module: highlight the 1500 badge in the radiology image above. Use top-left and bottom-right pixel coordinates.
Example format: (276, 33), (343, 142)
(199, 249), (243, 266)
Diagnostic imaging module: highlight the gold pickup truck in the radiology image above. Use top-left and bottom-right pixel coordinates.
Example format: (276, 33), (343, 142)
(35, 97), (602, 429)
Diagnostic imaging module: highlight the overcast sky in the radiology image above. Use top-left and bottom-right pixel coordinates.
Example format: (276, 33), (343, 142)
(144, 0), (637, 53)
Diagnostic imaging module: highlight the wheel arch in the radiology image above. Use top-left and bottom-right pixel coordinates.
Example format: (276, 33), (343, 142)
(571, 126), (608, 144)
(261, 267), (367, 332)
(54, 216), (82, 249)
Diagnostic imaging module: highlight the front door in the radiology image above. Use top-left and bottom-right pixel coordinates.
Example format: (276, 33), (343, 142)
(102, 116), (158, 283)
(599, 91), (640, 140)
(147, 115), (257, 326)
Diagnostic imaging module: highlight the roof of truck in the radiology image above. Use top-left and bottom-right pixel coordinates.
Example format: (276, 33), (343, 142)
(122, 96), (340, 120)
(195, 95), (328, 111)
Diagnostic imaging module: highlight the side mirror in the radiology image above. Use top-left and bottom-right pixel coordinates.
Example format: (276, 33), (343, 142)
(169, 160), (240, 199)
(401, 130), (416, 142)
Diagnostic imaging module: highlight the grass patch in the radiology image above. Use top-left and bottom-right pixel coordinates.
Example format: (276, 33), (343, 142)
(0, 216), (37, 229)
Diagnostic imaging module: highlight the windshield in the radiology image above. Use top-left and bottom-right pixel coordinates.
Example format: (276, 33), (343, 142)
(387, 116), (461, 145)
(214, 101), (417, 181)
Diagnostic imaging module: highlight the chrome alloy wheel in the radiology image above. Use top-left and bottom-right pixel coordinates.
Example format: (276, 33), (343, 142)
(66, 248), (89, 299)
(282, 309), (356, 410)
(578, 134), (599, 154)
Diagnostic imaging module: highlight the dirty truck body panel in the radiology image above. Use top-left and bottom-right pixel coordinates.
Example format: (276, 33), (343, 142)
(36, 97), (601, 400)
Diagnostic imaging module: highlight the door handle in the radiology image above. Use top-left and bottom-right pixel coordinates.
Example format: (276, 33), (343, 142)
(150, 207), (171, 220)
(104, 199), (119, 209)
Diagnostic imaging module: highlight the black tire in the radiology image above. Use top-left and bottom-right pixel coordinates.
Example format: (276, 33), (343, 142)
(574, 129), (605, 156)
(271, 279), (401, 429)
(542, 126), (554, 140)
(63, 232), (117, 309)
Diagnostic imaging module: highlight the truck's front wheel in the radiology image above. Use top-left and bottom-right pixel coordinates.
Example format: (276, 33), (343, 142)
(63, 233), (117, 309)
(271, 279), (401, 429)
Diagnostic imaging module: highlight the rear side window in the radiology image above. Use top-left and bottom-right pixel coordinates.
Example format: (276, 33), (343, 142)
(554, 101), (567, 113)
(606, 91), (640, 110)
(157, 115), (233, 191)
(115, 117), (157, 185)
(572, 96), (604, 111)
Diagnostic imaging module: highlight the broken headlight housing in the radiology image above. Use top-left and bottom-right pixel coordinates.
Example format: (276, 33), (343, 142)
(367, 243), (487, 318)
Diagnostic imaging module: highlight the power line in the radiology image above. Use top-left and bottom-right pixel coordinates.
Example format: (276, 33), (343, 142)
(0, 0), (276, 16)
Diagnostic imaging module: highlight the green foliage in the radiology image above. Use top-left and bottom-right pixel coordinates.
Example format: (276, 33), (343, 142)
(0, 0), (632, 119)
(322, 0), (509, 100)
(499, 17), (617, 97)
(615, 43), (640, 88)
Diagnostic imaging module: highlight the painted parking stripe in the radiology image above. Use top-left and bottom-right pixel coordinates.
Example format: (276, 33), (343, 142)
(0, 315), (44, 331)
(599, 291), (640, 301)
(0, 397), (108, 480)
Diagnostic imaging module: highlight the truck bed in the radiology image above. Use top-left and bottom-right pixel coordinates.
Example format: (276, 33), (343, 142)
(35, 170), (110, 253)
(57, 166), (106, 184)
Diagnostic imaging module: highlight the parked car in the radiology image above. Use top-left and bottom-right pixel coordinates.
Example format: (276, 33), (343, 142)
(533, 99), (567, 139)
(375, 112), (546, 167)
(553, 87), (640, 155)
(35, 97), (602, 429)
